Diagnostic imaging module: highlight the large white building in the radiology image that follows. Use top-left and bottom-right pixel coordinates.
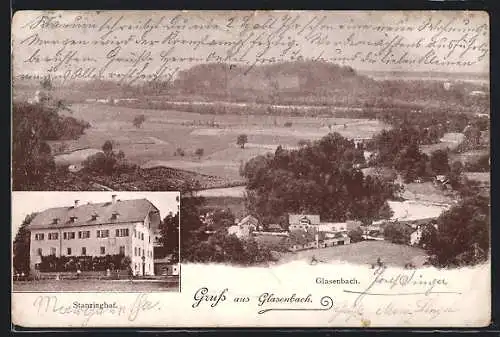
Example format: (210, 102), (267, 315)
(27, 195), (160, 276)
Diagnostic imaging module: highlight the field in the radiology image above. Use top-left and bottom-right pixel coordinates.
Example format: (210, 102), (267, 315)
(278, 241), (428, 268)
(450, 149), (489, 165)
(57, 103), (389, 182)
(202, 196), (248, 219)
(402, 182), (456, 204)
(420, 132), (464, 155)
(12, 278), (179, 292)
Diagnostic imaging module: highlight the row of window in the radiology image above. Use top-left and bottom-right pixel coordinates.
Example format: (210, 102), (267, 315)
(36, 246), (127, 256)
(133, 247), (154, 258)
(34, 228), (134, 240)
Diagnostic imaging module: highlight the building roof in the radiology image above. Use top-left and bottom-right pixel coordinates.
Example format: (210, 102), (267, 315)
(238, 215), (259, 226)
(28, 199), (159, 230)
(267, 223), (283, 231)
(289, 214), (321, 225)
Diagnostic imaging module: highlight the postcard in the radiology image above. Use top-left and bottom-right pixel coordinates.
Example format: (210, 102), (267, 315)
(11, 10), (490, 328)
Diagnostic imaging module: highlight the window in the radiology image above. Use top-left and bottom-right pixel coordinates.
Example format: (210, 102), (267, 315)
(67, 247), (72, 255)
(119, 246), (125, 255)
(141, 233), (144, 241)
(116, 228), (129, 237)
(50, 247), (56, 255)
(96, 230), (109, 238)
(78, 231), (90, 239)
(35, 233), (44, 240)
(149, 236), (151, 243)
(48, 233), (58, 240)
(100, 247), (105, 255)
(63, 232), (75, 240)
(37, 248), (43, 256)
(81, 247), (87, 255)
(142, 248), (144, 257)
(134, 229), (137, 238)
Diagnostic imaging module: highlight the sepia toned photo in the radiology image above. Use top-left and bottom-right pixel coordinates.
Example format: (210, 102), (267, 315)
(11, 10), (490, 328)
(12, 192), (180, 292)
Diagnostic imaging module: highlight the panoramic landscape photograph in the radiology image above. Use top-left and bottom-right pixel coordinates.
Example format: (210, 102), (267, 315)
(12, 11), (490, 272)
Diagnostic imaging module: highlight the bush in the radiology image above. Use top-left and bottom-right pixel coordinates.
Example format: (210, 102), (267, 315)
(383, 222), (412, 244)
(348, 227), (363, 243)
(174, 148), (185, 157)
(284, 121), (293, 127)
(39, 254), (131, 272)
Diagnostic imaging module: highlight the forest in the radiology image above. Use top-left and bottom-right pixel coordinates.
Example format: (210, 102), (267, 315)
(240, 132), (401, 226)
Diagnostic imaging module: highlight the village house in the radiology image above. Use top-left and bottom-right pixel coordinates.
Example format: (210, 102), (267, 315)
(409, 221), (439, 247)
(27, 195), (159, 276)
(227, 215), (259, 239)
(287, 214), (354, 249)
(288, 214), (321, 231)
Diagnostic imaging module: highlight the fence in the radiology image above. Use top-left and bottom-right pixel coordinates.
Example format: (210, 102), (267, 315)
(34, 270), (130, 280)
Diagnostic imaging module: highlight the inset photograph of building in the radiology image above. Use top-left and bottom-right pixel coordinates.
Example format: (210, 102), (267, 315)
(12, 191), (180, 292)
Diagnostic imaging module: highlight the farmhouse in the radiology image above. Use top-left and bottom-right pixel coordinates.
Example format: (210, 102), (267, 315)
(288, 214), (353, 247)
(27, 195), (159, 276)
(288, 214), (320, 231)
(228, 215), (259, 239)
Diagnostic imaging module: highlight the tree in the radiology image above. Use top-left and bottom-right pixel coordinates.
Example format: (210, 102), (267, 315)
(83, 141), (121, 175)
(195, 148), (204, 159)
(465, 154), (490, 172)
(133, 114), (146, 128)
(159, 212), (180, 263)
(13, 213), (38, 275)
(383, 222), (412, 244)
(297, 139), (311, 148)
(174, 148), (185, 157)
(427, 196), (489, 267)
(237, 134), (248, 149)
(394, 142), (429, 183)
(102, 140), (113, 155)
(430, 149), (450, 175)
(348, 227), (363, 243)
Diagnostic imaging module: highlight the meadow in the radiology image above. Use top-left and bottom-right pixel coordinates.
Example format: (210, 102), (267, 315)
(57, 103), (389, 182)
(278, 241), (429, 268)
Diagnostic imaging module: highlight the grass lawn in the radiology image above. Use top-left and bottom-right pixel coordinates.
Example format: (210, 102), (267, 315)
(278, 241), (428, 268)
(12, 278), (180, 292)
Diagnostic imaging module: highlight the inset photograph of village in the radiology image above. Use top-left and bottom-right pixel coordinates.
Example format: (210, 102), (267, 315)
(12, 192), (180, 292)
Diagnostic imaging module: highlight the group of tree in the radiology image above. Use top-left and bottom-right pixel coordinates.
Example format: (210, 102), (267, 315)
(157, 185), (274, 265)
(424, 195), (490, 267)
(464, 154), (490, 172)
(240, 132), (400, 225)
(383, 222), (414, 245)
(366, 123), (481, 184)
(12, 101), (90, 190)
(82, 140), (137, 175)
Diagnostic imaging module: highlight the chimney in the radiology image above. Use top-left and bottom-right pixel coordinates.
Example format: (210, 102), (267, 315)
(74, 200), (80, 208)
(112, 194), (117, 204)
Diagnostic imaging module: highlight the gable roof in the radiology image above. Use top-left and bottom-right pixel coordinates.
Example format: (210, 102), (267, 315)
(288, 214), (320, 225)
(238, 215), (259, 226)
(28, 199), (159, 230)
